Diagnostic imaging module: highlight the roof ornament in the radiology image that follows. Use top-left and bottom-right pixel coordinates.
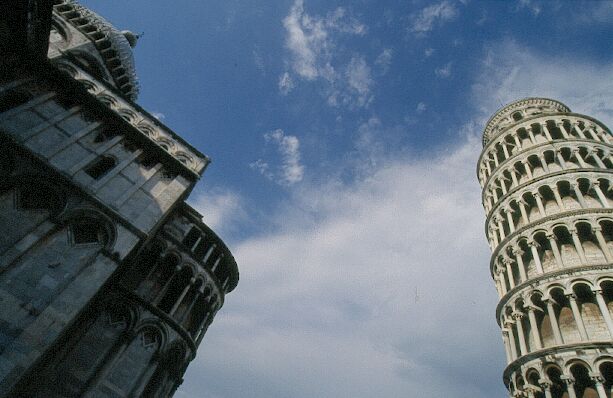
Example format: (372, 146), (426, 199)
(121, 30), (141, 48)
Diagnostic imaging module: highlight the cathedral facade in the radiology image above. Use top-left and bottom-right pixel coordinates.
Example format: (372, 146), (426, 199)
(0, 1), (238, 397)
(478, 98), (613, 397)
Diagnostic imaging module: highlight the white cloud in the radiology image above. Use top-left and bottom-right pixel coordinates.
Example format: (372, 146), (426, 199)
(416, 102), (427, 113)
(281, 0), (373, 109)
(516, 0), (541, 16)
(473, 40), (613, 127)
(424, 47), (435, 57)
(344, 56), (373, 107)
(182, 125), (504, 398)
(253, 46), (265, 74)
(188, 187), (246, 238)
(409, 1), (458, 35)
(375, 48), (393, 74)
(252, 129), (305, 186)
(180, 40), (613, 398)
(151, 111), (165, 120)
(577, 1), (613, 23)
(278, 72), (294, 95)
(435, 62), (452, 78)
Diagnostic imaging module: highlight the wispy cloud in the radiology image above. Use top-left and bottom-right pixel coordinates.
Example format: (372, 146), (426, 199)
(375, 48), (393, 74)
(180, 37), (613, 398)
(253, 46), (265, 74)
(343, 55), (374, 107)
(251, 129), (305, 186)
(416, 102), (427, 113)
(473, 39), (613, 127)
(188, 187), (246, 238)
(151, 111), (165, 120)
(435, 62), (452, 78)
(278, 72), (295, 95)
(409, 1), (458, 35)
(516, 0), (541, 16)
(280, 0), (373, 108)
(424, 47), (435, 58)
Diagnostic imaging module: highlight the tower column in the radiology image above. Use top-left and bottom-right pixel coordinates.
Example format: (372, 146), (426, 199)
(562, 376), (578, 398)
(505, 320), (518, 360)
(594, 290), (613, 338)
(594, 226), (613, 262)
(591, 375), (608, 398)
(547, 233), (564, 269)
(570, 228), (588, 265)
(568, 294), (589, 341)
(529, 241), (544, 274)
(544, 298), (564, 345)
(513, 313), (528, 355)
(512, 248), (527, 282)
(526, 306), (542, 350)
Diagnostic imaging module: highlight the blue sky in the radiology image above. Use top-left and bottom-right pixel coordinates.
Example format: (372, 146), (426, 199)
(81, 1), (613, 397)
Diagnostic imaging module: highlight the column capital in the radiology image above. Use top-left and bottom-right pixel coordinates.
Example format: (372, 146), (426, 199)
(566, 293), (578, 301)
(589, 373), (604, 384)
(593, 225), (603, 233)
(525, 304), (541, 313)
(560, 375), (575, 386)
(512, 311), (525, 320)
(511, 247), (525, 256)
(538, 379), (552, 390)
(546, 233), (557, 241)
(528, 240), (540, 248)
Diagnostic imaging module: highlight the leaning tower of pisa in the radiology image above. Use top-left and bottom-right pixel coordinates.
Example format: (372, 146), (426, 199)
(478, 98), (613, 397)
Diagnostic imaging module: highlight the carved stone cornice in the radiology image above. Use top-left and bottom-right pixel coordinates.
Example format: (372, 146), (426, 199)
(495, 263), (613, 320)
(483, 98), (571, 146)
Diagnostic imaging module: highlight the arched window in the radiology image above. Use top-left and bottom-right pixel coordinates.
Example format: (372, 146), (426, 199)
(93, 129), (118, 144)
(71, 219), (108, 246)
(97, 327), (161, 396)
(85, 155), (116, 180)
(158, 267), (193, 313)
(512, 112), (523, 121)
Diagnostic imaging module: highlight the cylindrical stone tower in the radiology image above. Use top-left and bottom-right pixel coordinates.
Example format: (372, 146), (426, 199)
(478, 98), (613, 398)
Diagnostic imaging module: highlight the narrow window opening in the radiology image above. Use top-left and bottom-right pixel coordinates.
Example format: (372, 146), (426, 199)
(123, 141), (138, 152)
(93, 129), (117, 143)
(182, 227), (200, 250)
(85, 155), (116, 180)
(72, 219), (106, 245)
(512, 112), (523, 121)
(138, 154), (158, 170)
